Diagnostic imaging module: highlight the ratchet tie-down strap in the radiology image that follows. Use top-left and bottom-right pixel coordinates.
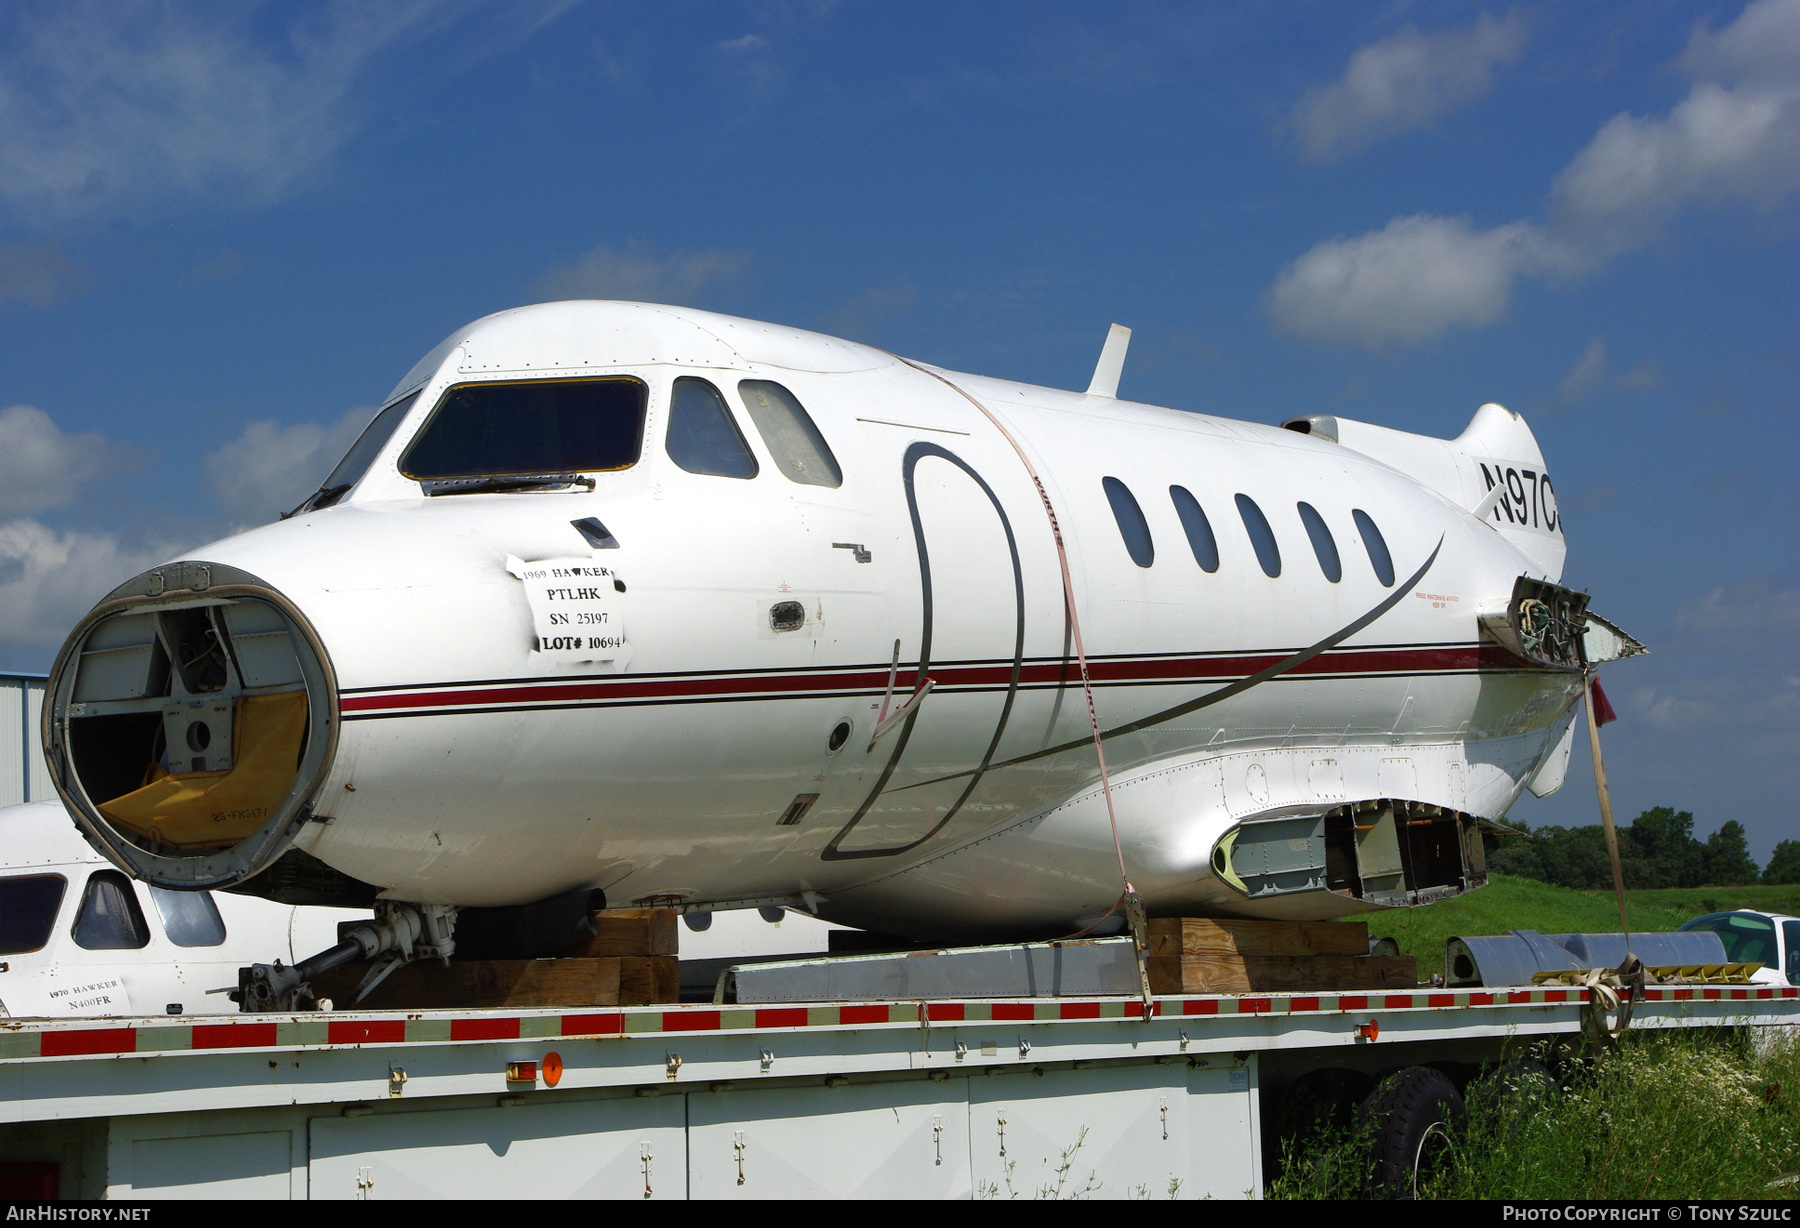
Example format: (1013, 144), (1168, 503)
(898, 358), (1154, 1019)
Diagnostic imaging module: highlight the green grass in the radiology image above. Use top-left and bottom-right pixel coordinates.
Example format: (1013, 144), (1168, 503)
(1373, 875), (1800, 979)
(1270, 1029), (1800, 1200)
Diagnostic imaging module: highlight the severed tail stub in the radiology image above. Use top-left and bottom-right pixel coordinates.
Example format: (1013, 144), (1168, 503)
(1126, 890), (1154, 1021)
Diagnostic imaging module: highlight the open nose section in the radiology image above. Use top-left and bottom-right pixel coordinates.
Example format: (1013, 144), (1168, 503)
(1212, 800), (1492, 910)
(45, 560), (338, 890)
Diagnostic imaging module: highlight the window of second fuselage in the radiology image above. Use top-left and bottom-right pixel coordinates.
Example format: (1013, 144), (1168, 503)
(1297, 502), (1342, 583)
(667, 378), (758, 478)
(400, 377), (648, 480)
(1103, 477), (1154, 568)
(1235, 493), (1281, 578)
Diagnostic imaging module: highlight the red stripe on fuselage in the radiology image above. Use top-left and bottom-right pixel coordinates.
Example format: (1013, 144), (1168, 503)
(339, 644), (1531, 716)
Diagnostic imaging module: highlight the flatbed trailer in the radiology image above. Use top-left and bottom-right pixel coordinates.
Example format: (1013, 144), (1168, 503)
(2, 983), (1796, 1199)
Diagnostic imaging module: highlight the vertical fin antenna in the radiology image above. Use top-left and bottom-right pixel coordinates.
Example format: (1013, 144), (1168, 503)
(1084, 323), (1132, 399)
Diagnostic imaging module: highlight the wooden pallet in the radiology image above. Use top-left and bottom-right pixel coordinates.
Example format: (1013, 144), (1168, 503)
(1144, 918), (1416, 994)
(310, 909), (680, 1009)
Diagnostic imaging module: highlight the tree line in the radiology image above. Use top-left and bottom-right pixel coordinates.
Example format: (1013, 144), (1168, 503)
(1489, 806), (1800, 889)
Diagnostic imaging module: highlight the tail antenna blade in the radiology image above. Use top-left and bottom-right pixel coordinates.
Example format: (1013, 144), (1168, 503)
(1085, 323), (1132, 399)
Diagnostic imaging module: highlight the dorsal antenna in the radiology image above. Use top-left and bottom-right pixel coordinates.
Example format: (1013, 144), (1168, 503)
(1085, 323), (1131, 399)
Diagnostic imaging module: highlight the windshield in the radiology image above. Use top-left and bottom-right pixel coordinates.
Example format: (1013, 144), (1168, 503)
(292, 391), (421, 514)
(1684, 911), (1779, 967)
(401, 378), (648, 481)
(0, 874), (66, 955)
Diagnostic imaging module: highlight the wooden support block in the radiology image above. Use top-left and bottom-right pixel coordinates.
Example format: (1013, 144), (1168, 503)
(617, 954), (679, 1006)
(1146, 953), (1416, 995)
(310, 955), (678, 1010)
(1146, 917), (1370, 959)
(558, 908), (679, 958)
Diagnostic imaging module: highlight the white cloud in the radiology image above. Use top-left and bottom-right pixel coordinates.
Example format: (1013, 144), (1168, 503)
(1264, 214), (1544, 347)
(0, 243), (91, 307)
(0, 404), (117, 515)
(0, 2), (448, 223)
(1679, 0), (1800, 86)
(1674, 579), (1800, 635)
(1550, 81), (1800, 256)
(1270, 0), (1800, 348)
(817, 279), (916, 343)
(532, 239), (751, 306)
(203, 406), (374, 529)
(0, 519), (174, 655)
(1547, 337), (1609, 412)
(1286, 12), (1529, 163)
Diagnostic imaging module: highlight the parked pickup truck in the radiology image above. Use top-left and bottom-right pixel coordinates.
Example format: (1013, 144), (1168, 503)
(1680, 908), (1800, 987)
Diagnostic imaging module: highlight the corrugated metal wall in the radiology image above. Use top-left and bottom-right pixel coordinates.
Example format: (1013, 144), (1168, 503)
(1, 674), (51, 807)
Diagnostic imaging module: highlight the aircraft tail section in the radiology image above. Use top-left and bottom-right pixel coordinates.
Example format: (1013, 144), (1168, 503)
(1282, 402), (1566, 579)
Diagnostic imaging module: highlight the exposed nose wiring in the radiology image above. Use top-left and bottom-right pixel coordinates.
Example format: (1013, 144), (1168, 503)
(897, 357), (1154, 1019)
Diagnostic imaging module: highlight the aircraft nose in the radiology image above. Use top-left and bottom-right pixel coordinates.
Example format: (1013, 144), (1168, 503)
(44, 559), (338, 890)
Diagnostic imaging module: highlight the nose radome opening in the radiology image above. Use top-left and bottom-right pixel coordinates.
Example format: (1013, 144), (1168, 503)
(45, 561), (338, 891)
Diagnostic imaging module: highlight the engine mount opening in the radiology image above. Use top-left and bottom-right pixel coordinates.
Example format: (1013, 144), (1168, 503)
(45, 561), (338, 891)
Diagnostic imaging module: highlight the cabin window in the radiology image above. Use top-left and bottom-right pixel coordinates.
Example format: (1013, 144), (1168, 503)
(1235, 494), (1281, 577)
(737, 380), (842, 488)
(400, 377), (649, 480)
(666, 377), (758, 479)
(1170, 485), (1219, 573)
(0, 874), (66, 955)
(1353, 508), (1395, 587)
(72, 870), (149, 951)
(1785, 921), (1800, 983)
(1297, 502), (1342, 583)
(148, 885), (227, 948)
(1102, 477), (1154, 567)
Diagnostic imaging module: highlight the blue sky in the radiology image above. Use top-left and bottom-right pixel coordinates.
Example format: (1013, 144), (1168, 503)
(0, 1), (1794, 856)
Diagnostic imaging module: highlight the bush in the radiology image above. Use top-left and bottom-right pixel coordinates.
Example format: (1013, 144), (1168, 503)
(1269, 1030), (1800, 1200)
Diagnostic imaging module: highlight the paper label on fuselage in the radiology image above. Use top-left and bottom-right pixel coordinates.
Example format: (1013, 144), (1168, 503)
(506, 556), (627, 665)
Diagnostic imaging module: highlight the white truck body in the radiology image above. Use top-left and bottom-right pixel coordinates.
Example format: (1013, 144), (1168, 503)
(1, 982), (1793, 1199)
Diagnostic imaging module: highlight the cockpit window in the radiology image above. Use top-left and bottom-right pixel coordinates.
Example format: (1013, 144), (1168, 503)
(667, 378), (758, 479)
(295, 391), (420, 513)
(1297, 502), (1342, 583)
(737, 380), (842, 488)
(0, 874), (66, 955)
(1103, 477), (1154, 567)
(148, 885), (227, 948)
(400, 378), (648, 480)
(72, 870), (149, 951)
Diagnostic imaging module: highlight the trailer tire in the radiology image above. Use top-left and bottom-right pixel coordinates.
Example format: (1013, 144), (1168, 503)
(1278, 1067), (1374, 1137)
(1356, 1065), (1465, 1199)
(1268, 1067), (1375, 1182)
(1476, 1058), (1556, 1102)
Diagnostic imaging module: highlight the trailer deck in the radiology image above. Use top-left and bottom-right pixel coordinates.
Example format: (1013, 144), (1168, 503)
(3, 983), (1795, 1199)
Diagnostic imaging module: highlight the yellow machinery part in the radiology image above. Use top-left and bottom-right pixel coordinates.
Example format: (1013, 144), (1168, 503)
(99, 691), (307, 850)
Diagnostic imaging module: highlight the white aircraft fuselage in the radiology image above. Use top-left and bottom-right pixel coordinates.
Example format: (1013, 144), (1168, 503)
(44, 302), (1622, 941)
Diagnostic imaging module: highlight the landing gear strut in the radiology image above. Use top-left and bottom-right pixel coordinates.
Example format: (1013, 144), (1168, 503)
(234, 902), (458, 1012)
